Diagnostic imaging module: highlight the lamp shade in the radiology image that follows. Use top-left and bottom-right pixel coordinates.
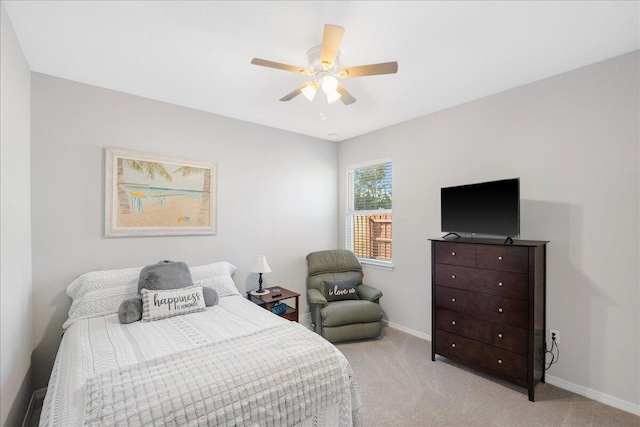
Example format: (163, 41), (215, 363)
(326, 90), (342, 104)
(252, 255), (272, 274)
(301, 81), (318, 101)
(321, 75), (339, 93)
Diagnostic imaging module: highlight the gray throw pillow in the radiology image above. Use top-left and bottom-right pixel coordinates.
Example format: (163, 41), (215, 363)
(324, 278), (359, 302)
(138, 260), (194, 293)
(119, 261), (218, 324)
(118, 296), (142, 324)
(203, 287), (219, 307)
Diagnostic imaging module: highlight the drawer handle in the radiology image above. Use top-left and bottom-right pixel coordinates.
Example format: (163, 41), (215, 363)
(498, 256), (503, 260)
(498, 333), (503, 338)
(498, 308), (503, 313)
(451, 298), (456, 302)
(451, 252), (456, 256)
(451, 321), (456, 325)
(451, 275), (456, 279)
(498, 282), (503, 287)
(451, 343), (456, 348)
(498, 359), (503, 364)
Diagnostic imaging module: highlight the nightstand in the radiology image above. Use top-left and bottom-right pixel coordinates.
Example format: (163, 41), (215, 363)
(246, 286), (300, 322)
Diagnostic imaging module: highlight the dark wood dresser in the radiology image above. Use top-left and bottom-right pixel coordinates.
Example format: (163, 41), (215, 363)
(430, 237), (548, 401)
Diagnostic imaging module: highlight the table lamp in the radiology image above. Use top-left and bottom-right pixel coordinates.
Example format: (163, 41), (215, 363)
(252, 255), (271, 294)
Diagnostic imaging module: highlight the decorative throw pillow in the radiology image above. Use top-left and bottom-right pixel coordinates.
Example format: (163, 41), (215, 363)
(202, 287), (219, 307)
(324, 278), (359, 302)
(118, 296), (143, 324)
(138, 260), (194, 293)
(141, 285), (206, 322)
(118, 285), (219, 325)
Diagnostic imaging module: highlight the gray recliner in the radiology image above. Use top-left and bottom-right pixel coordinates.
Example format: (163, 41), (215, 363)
(306, 250), (383, 343)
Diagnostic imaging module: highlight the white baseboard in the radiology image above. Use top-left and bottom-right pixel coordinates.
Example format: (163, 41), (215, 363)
(382, 319), (431, 341)
(545, 375), (639, 416)
(22, 388), (47, 427)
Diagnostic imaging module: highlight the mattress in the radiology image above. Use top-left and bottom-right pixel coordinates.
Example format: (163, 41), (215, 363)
(40, 295), (361, 426)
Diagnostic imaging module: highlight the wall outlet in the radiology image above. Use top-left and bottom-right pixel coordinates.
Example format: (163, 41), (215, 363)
(549, 329), (560, 345)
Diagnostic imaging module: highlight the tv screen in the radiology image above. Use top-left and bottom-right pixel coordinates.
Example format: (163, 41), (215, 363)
(441, 178), (520, 237)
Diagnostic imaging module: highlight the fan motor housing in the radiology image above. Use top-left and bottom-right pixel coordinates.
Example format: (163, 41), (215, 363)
(307, 45), (340, 75)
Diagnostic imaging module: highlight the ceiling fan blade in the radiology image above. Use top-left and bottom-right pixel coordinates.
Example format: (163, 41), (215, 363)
(337, 62), (398, 78)
(251, 58), (313, 75)
(279, 83), (308, 102)
(320, 24), (345, 69)
(336, 84), (356, 105)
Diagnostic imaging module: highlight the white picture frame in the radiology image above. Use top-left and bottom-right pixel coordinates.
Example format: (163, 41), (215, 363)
(104, 147), (217, 237)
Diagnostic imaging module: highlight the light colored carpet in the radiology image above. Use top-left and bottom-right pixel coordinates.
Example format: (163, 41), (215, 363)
(335, 327), (640, 427)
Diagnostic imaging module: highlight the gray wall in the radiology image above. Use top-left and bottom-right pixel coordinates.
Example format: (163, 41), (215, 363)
(30, 74), (338, 390)
(1, 4), (33, 426)
(338, 52), (639, 410)
(0, 4), (34, 426)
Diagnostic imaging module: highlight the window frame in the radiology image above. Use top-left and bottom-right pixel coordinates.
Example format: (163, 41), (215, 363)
(345, 158), (394, 270)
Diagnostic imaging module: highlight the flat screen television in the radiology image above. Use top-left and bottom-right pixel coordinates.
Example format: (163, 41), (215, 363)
(441, 178), (520, 237)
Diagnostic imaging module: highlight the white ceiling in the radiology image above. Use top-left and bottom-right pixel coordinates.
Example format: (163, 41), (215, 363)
(4, 1), (639, 141)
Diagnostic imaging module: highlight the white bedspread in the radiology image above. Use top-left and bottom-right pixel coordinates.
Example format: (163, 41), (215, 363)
(40, 295), (361, 426)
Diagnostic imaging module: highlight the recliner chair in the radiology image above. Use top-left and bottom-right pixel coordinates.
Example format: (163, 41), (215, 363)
(306, 250), (383, 343)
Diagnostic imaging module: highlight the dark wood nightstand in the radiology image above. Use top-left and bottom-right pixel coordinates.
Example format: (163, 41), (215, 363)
(246, 286), (300, 322)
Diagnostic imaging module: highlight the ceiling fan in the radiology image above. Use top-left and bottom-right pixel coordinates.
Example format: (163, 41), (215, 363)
(251, 24), (398, 107)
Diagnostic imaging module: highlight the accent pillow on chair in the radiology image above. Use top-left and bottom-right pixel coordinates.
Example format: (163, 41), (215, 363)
(324, 278), (359, 302)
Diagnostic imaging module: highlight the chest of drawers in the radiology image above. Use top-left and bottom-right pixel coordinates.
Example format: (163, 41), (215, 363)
(430, 238), (547, 401)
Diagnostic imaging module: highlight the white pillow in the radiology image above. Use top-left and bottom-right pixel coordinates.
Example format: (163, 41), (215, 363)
(64, 266), (141, 329)
(191, 262), (240, 297)
(64, 261), (239, 329)
(141, 285), (206, 322)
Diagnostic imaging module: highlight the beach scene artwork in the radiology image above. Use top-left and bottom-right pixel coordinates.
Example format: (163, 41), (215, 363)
(105, 148), (216, 236)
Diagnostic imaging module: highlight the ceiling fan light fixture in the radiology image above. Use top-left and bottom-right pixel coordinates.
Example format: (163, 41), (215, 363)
(252, 24), (398, 110)
(326, 90), (342, 104)
(301, 81), (319, 101)
(321, 75), (339, 94)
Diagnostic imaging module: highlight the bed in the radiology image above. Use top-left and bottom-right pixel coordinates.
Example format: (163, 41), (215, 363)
(40, 262), (361, 426)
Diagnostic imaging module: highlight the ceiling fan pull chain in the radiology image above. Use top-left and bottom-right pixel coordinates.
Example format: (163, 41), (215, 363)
(320, 88), (326, 120)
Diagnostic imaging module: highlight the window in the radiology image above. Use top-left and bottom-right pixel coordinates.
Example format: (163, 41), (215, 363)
(346, 159), (392, 266)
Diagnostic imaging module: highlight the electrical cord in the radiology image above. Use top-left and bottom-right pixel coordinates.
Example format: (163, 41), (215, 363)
(544, 336), (560, 370)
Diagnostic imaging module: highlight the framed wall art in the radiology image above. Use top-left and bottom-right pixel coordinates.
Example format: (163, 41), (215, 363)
(104, 147), (217, 237)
